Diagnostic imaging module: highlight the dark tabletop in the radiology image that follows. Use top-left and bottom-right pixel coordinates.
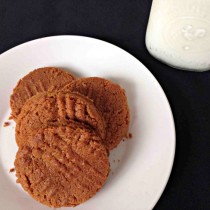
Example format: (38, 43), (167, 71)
(0, 0), (209, 209)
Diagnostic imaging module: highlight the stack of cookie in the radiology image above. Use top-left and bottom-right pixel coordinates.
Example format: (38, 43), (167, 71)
(10, 67), (129, 208)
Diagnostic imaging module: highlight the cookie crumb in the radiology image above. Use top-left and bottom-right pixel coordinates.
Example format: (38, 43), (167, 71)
(118, 159), (120, 163)
(113, 159), (116, 163)
(8, 115), (13, 120)
(3, 122), (10, 127)
(128, 133), (132, 139)
(9, 168), (15, 173)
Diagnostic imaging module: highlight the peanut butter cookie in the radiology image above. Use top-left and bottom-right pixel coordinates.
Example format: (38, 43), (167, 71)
(16, 91), (106, 146)
(10, 67), (75, 120)
(63, 77), (130, 150)
(15, 124), (109, 208)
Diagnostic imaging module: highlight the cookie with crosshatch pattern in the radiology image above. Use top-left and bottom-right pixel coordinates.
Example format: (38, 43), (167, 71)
(15, 124), (109, 208)
(10, 67), (75, 120)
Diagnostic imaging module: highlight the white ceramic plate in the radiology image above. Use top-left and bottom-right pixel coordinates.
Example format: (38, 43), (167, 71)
(0, 36), (175, 210)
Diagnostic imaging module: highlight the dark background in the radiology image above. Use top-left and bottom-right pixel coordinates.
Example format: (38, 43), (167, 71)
(0, 0), (209, 209)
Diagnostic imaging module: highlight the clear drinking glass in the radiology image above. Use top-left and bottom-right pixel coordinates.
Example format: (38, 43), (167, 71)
(146, 0), (210, 71)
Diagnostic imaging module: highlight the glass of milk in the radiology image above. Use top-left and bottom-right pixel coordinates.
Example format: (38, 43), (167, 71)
(146, 0), (210, 71)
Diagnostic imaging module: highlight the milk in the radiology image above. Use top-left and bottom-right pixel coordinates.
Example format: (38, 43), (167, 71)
(146, 0), (210, 71)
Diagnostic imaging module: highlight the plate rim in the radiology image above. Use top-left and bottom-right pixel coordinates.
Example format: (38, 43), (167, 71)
(0, 35), (176, 210)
